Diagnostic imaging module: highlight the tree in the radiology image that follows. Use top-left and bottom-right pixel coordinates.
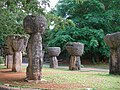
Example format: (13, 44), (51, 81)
(45, 0), (120, 62)
(0, 0), (50, 45)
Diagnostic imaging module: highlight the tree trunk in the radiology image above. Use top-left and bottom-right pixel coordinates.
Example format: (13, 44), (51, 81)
(26, 33), (43, 80)
(50, 57), (58, 68)
(109, 48), (120, 74)
(7, 55), (13, 69)
(12, 52), (22, 72)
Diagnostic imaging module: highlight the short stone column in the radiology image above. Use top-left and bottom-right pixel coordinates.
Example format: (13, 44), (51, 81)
(66, 42), (84, 70)
(23, 15), (47, 81)
(12, 35), (28, 72)
(47, 47), (61, 68)
(104, 32), (120, 75)
(4, 36), (14, 69)
(4, 35), (27, 71)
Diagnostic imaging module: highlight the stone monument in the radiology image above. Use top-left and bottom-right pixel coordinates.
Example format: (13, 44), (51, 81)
(47, 47), (61, 68)
(23, 15), (47, 81)
(4, 35), (27, 72)
(104, 32), (120, 75)
(66, 42), (84, 70)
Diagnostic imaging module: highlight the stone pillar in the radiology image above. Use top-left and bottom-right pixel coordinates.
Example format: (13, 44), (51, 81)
(47, 47), (61, 68)
(23, 15), (47, 81)
(66, 42), (84, 70)
(4, 36), (14, 69)
(6, 55), (13, 69)
(4, 35), (27, 71)
(12, 35), (28, 72)
(104, 32), (120, 75)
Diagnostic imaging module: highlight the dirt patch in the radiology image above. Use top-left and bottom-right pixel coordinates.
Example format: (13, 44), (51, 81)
(0, 68), (88, 89)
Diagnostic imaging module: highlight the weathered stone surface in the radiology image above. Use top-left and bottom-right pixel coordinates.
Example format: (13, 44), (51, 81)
(12, 36), (28, 72)
(12, 36), (28, 52)
(4, 36), (14, 55)
(23, 15), (47, 34)
(6, 55), (13, 69)
(23, 15), (47, 81)
(66, 42), (84, 56)
(66, 42), (84, 70)
(4, 35), (28, 71)
(4, 37), (14, 68)
(47, 47), (61, 68)
(47, 47), (61, 57)
(50, 57), (58, 68)
(12, 52), (22, 72)
(104, 32), (120, 49)
(26, 33), (43, 80)
(104, 32), (120, 75)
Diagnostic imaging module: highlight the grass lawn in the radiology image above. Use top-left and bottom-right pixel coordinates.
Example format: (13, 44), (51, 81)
(0, 64), (120, 90)
(42, 65), (120, 90)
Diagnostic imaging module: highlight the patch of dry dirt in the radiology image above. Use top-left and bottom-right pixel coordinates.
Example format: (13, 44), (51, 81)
(0, 68), (87, 89)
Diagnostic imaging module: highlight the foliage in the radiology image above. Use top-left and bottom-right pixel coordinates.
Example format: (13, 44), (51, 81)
(0, 0), (50, 45)
(46, 25), (109, 60)
(55, 0), (120, 34)
(44, 0), (120, 62)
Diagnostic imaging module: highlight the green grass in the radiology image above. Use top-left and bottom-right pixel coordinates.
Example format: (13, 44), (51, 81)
(0, 65), (6, 69)
(84, 63), (109, 69)
(0, 64), (120, 90)
(42, 65), (120, 90)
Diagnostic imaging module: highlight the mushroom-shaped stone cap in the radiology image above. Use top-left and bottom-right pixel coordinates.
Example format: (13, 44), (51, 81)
(12, 35), (28, 52)
(5, 35), (28, 53)
(104, 32), (120, 49)
(23, 15), (47, 34)
(66, 42), (84, 56)
(47, 47), (61, 57)
(4, 36), (15, 55)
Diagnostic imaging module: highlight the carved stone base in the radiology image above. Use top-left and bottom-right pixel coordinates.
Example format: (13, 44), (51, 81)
(109, 48), (120, 75)
(69, 56), (81, 70)
(26, 65), (42, 81)
(6, 55), (13, 69)
(50, 57), (58, 68)
(12, 52), (22, 72)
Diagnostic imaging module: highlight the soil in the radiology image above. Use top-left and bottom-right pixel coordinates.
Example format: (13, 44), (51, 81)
(0, 68), (86, 90)
(0, 64), (108, 90)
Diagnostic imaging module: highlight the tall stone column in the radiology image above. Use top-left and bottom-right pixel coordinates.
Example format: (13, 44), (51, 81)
(47, 47), (61, 68)
(104, 32), (120, 75)
(66, 42), (84, 70)
(23, 15), (47, 81)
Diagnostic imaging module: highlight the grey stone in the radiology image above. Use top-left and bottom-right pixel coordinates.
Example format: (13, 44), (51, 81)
(47, 47), (61, 68)
(66, 42), (84, 56)
(23, 15), (47, 81)
(66, 42), (84, 70)
(47, 47), (61, 57)
(4, 35), (28, 72)
(104, 32), (120, 75)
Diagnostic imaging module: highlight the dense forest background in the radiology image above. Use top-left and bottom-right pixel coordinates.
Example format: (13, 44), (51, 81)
(0, 0), (120, 63)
